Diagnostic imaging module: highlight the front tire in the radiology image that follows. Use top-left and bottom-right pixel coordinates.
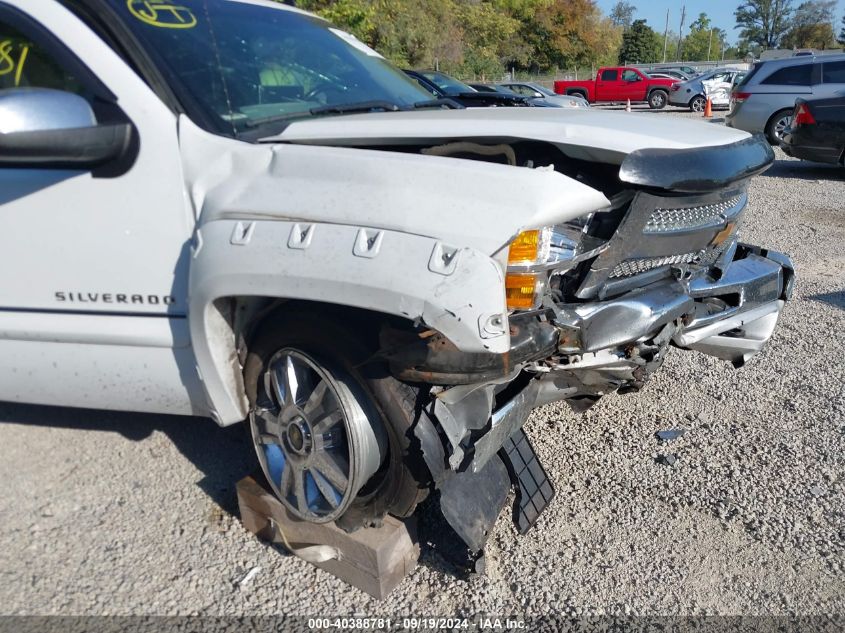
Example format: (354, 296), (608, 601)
(690, 95), (706, 113)
(648, 89), (668, 110)
(243, 312), (430, 528)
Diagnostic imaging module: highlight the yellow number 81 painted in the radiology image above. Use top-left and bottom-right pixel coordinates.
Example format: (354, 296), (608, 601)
(127, 0), (197, 29)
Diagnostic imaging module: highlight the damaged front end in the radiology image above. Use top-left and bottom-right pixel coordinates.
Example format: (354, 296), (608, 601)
(383, 134), (794, 563)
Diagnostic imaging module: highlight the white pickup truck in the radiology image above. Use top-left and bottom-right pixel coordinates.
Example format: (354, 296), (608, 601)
(0, 0), (793, 557)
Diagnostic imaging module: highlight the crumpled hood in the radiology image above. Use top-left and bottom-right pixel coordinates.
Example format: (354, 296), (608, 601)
(179, 116), (610, 256)
(265, 106), (752, 163)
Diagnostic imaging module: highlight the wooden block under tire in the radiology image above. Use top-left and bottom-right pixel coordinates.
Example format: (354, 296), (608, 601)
(236, 474), (419, 599)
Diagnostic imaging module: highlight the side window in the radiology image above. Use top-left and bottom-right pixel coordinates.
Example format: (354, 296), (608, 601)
(601, 69), (618, 81)
(621, 70), (639, 82)
(761, 64), (812, 86)
(822, 61), (845, 84)
(0, 19), (84, 93)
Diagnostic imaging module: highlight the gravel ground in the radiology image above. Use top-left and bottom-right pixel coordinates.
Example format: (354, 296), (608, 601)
(0, 108), (843, 619)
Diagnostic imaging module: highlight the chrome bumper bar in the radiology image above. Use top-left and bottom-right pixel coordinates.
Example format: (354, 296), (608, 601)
(530, 244), (794, 409)
(672, 245), (793, 367)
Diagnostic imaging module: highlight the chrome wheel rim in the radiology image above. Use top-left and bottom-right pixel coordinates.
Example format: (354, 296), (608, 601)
(691, 97), (705, 112)
(250, 349), (386, 523)
(774, 115), (792, 141)
(652, 92), (665, 107)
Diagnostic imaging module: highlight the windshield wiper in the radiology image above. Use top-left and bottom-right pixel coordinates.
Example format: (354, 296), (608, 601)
(309, 100), (401, 115)
(244, 100), (402, 129)
(413, 97), (464, 110)
(244, 97), (454, 133)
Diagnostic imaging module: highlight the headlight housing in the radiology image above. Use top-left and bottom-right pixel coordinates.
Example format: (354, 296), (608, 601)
(505, 215), (608, 310)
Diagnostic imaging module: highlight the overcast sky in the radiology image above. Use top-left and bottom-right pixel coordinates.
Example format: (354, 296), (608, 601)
(596, 0), (845, 45)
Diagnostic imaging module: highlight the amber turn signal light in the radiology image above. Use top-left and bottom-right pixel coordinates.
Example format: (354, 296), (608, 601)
(505, 273), (542, 310)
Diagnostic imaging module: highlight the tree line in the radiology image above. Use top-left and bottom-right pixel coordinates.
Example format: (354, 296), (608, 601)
(289, 0), (845, 78)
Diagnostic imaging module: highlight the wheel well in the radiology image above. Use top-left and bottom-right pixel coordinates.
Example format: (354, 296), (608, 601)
(223, 296), (414, 379)
(567, 89), (587, 98)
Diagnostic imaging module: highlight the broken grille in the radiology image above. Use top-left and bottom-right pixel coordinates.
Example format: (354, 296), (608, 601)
(609, 252), (702, 278)
(575, 189), (748, 299)
(644, 196), (744, 233)
(609, 241), (732, 279)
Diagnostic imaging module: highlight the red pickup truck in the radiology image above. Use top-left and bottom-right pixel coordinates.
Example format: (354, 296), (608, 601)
(554, 67), (677, 109)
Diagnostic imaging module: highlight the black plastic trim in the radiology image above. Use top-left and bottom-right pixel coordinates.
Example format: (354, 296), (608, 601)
(0, 123), (134, 168)
(619, 134), (775, 192)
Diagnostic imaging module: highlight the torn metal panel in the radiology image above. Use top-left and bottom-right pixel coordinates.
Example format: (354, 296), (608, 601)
(471, 380), (539, 474)
(675, 301), (785, 367)
(571, 282), (693, 352)
(433, 390), (494, 471)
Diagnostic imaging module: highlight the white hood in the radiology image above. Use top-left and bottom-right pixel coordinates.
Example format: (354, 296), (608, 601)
(266, 107), (751, 163)
(179, 116), (610, 256)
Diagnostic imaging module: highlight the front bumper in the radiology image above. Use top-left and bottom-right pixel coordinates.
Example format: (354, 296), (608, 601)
(420, 244), (793, 557)
(529, 243), (793, 407)
(410, 243), (793, 475)
(671, 244), (793, 365)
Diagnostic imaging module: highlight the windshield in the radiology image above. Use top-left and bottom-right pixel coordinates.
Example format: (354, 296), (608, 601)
(110, 0), (432, 137)
(696, 68), (728, 82)
(530, 84), (556, 97)
(420, 71), (476, 95)
(737, 63), (762, 88)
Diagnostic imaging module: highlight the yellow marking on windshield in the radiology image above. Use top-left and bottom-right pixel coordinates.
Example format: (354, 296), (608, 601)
(127, 0), (197, 29)
(0, 40), (28, 86)
(0, 40), (15, 76)
(14, 45), (28, 87)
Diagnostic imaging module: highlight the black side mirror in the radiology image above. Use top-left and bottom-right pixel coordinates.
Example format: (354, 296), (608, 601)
(0, 88), (133, 168)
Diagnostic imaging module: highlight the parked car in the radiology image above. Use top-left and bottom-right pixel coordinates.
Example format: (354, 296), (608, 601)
(405, 70), (531, 107)
(669, 68), (743, 112)
(498, 81), (590, 108)
(653, 64), (699, 77)
(727, 53), (845, 143)
(781, 96), (845, 165)
(468, 82), (510, 92)
(648, 72), (682, 80)
(554, 66), (678, 109)
(0, 0), (793, 561)
(657, 69), (693, 81)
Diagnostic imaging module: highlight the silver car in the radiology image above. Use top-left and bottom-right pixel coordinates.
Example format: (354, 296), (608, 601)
(668, 67), (742, 112)
(726, 53), (845, 143)
(498, 82), (590, 108)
